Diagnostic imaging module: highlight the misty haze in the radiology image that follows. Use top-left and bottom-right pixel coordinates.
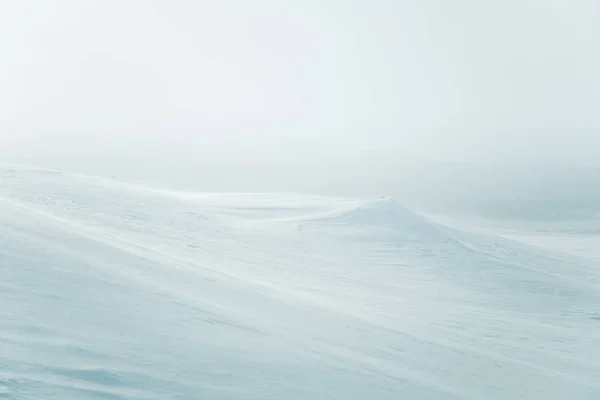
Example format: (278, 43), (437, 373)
(1, 1), (599, 399)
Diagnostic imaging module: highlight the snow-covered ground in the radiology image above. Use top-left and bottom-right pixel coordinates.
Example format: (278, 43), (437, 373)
(1, 164), (599, 399)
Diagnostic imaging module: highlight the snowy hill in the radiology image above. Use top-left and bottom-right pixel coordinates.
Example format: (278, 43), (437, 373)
(1, 164), (599, 399)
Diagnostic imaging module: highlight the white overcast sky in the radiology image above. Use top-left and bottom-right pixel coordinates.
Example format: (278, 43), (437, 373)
(1, 0), (599, 192)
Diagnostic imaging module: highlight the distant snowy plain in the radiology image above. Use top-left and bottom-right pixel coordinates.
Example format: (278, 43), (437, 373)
(1, 164), (599, 399)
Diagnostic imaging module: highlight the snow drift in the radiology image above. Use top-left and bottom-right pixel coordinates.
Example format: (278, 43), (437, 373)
(1, 164), (599, 399)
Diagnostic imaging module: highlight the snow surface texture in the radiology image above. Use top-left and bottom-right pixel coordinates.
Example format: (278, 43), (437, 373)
(1, 164), (599, 399)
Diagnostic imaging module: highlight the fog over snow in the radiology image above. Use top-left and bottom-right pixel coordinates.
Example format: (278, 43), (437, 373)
(1, 1), (600, 399)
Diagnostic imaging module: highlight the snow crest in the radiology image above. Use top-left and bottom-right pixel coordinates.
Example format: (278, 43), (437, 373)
(1, 164), (599, 400)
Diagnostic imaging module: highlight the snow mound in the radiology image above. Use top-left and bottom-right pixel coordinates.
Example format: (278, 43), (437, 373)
(1, 164), (600, 400)
(317, 196), (434, 228)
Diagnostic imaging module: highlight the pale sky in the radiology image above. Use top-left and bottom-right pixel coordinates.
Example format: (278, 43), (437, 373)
(1, 0), (599, 194)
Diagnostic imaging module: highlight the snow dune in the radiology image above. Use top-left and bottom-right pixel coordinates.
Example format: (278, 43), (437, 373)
(1, 164), (599, 399)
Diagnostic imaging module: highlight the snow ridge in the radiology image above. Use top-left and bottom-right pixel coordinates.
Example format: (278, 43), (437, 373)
(1, 164), (599, 400)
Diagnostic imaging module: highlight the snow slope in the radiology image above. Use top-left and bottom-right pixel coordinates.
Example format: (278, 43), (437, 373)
(1, 164), (599, 399)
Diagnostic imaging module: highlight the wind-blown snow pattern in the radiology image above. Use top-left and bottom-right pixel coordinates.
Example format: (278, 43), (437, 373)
(1, 164), (599, 399)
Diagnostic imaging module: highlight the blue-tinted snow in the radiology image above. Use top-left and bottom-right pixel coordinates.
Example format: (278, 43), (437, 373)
(1, 164), (599, 399)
